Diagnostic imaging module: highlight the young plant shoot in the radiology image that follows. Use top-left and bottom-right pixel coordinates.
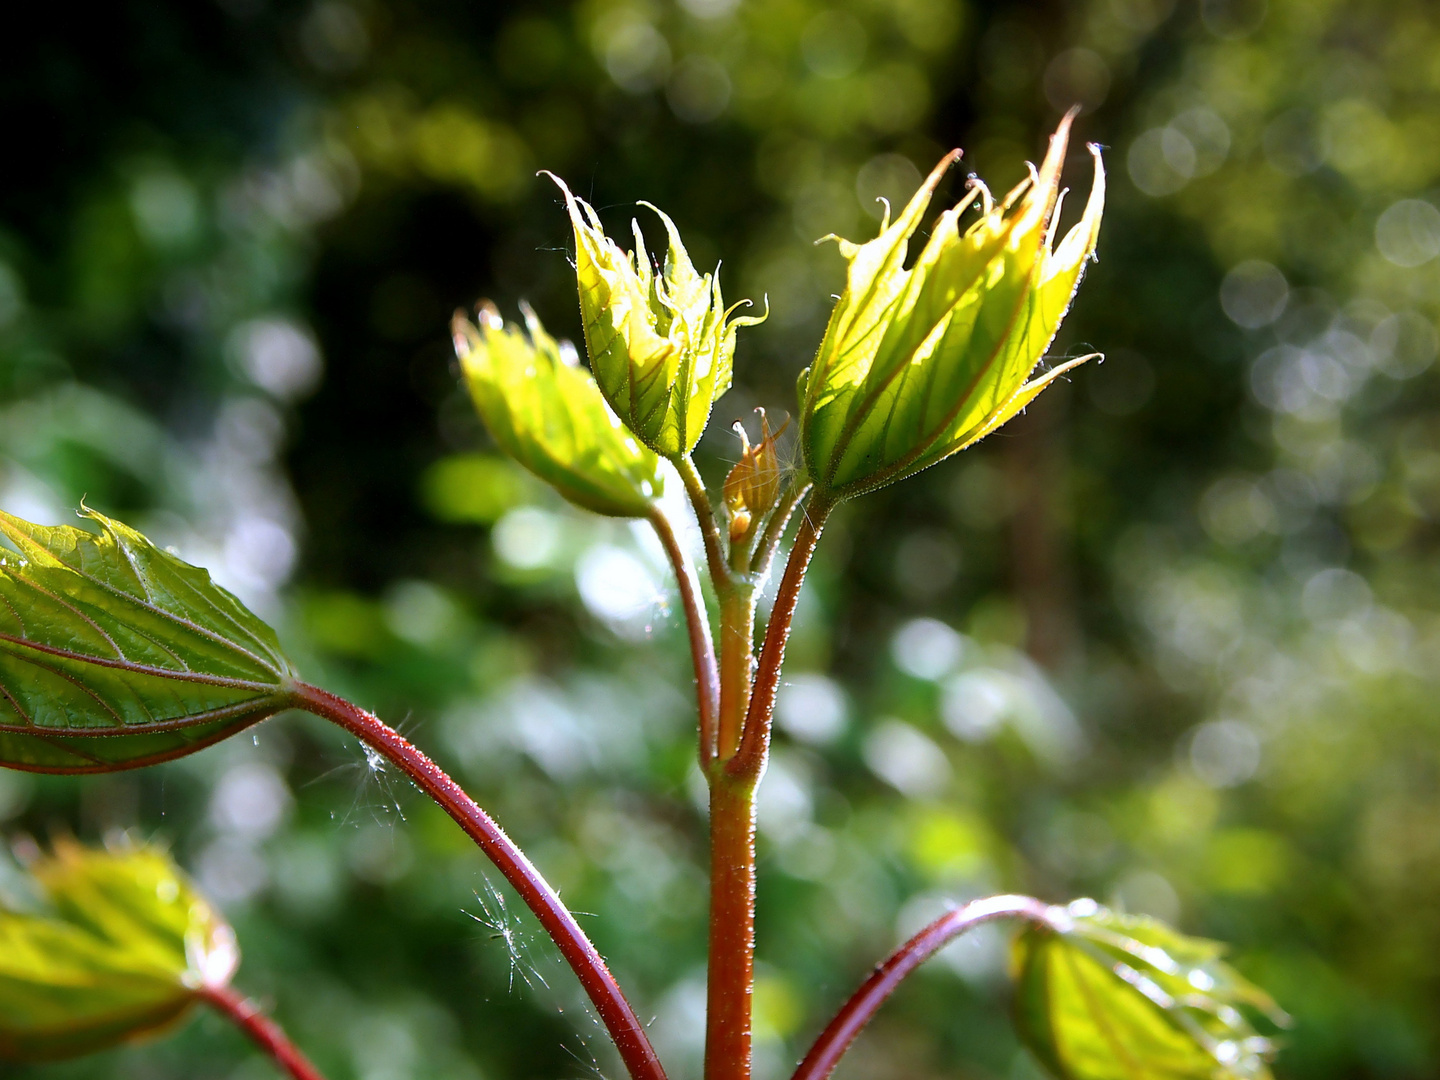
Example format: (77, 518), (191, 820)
(0, 115), (1285, 1080)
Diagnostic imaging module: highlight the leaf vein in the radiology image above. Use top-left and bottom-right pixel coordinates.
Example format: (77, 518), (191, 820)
(0, 633), (279, 691)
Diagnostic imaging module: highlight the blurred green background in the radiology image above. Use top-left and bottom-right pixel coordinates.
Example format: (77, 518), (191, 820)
(2, 0), (1439, 1077)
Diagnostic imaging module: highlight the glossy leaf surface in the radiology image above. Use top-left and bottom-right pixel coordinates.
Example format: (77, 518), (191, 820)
(455, 302), (665, 517)
(799, 113), (1104, 499)
(0, 509), (298, 773)
(551, 174), (764, 457)
(0, 840), (238, 1061)
(1014, 900), (1287, 1080)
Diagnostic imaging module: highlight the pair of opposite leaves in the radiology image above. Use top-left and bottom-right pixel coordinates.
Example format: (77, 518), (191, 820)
(456, 113), (1104, 521)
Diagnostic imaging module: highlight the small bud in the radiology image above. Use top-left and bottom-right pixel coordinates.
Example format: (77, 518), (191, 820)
(799, 112), (1105, 500)
(723, 410), (786, 545)
(455, 302), (664, 518)
(547, 173), (767, 458)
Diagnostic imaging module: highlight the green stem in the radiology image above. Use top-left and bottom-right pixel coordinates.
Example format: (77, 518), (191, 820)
(715, 584), (756, 763)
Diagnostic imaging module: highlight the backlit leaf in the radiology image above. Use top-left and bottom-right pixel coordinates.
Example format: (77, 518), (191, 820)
(0, 508), (298, 773)
(800, 113), (1104, 499)
(0, 839), (238, 1061)
(455, 301), (665, 518)
(1013, 899), (1287, 1080)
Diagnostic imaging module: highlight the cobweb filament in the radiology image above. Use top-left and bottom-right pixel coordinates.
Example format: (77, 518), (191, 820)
(467, 876), (551, 995)
(306, 735), (410, 828)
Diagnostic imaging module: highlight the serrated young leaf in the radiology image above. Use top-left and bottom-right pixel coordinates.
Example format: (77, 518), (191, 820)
(1013, 900), (1288, 1080)
(0, 840), (238, 1061)
(455, 302), (665, 517)
(0, 509), (299, 773)
(549, 173), (765, 458)
(800, 113), (1105, 500)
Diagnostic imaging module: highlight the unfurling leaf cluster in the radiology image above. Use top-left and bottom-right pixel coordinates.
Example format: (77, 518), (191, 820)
(1013, 900), (1288, 1080)
(797, 112), (1105, 499)
(0, 840), (237, 1061)
(551, 173), (765, 459)
(461, 117), (1102, 523)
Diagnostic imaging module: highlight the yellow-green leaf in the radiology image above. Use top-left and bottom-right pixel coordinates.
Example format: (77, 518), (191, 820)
(550, 173), (765, 457)
(800, 113), (1105, 499)
(0, 508), (299, 773)
(455, 302), (665, 518)
(1013, 900), (1287, 1080)
(0, 840), (237, 1061)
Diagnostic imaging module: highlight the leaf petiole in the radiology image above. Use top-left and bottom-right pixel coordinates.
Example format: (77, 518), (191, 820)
(202, 985), (330, 1080)
(647, 506), (719, 767)
(291, 683), (669, 1080)
(791, 895), (1062, 1080)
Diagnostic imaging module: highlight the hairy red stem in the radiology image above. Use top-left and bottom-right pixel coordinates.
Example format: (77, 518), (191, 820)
(728, 497), (831, 779)
(649, 507), (720, 766)
(705, 774), (759, 1080)
(202, 985), (327, 1080)
(294, 683), (667, 1080)
(703, 494), (829, 1080)
(791, 895), (1059, 1080)
(748, 480), (812, 578)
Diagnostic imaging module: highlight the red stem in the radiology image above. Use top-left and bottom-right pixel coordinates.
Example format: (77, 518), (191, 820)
(202, 985), (327, 1080)
(791, 895), (1059, 1080)
(748, 479), (811, 578)
(649, 507), (720, 767)
(728, 496), (831, 779)
(702, 495), (829, 1080)
(293, 683), (667, 1080)
(705, 774), (758, 1080)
